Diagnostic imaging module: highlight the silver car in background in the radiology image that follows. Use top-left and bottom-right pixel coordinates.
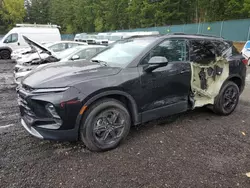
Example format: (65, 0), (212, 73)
(14, 40), (105, 84)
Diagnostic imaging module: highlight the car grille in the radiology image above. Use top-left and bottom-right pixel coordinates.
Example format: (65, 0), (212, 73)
(18, 84), (49, 118)
(18, 93), (35, 117)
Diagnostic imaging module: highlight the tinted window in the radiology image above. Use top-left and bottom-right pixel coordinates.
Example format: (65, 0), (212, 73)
(190, 40), (216, 64)
(212, 40), (239, 57)
(141, 39), (187, 65)
(212, 40), (231, 56)
(4, 33), (18, 43)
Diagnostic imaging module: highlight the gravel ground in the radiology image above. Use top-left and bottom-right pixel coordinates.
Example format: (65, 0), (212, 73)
(0, 61), (250, 188)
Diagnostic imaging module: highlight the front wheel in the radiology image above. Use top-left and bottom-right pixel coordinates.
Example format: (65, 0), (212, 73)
(0, 50), (11, 60)
(80, 98), (131, 152)
(213, 81), (239, 116)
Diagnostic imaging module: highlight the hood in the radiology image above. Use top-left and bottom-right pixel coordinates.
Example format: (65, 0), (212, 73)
(22, 36), (58, 58)
(22, 60), (121, 88)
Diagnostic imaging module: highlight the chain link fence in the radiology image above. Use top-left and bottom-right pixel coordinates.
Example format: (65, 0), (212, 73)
(115, 18), (250, 42)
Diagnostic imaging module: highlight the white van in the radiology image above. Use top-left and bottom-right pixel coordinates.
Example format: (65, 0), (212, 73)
(0, 24), (61, 59)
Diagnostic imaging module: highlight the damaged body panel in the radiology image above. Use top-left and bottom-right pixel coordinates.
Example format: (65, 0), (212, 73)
(188, 39), (245, 108)
(191, 57), (229, 108)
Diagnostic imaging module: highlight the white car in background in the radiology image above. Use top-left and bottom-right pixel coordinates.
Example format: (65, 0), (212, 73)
(108, 31), (160, 44)
(14, 37), (105, 84)
(12, 41), (87, 60)
(95, 33), (110, 46)
(74, 33), (87, 41)
(241, 41), (250, 65)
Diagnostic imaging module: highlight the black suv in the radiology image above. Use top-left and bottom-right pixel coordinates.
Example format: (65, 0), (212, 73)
(17, 34), (247, 151)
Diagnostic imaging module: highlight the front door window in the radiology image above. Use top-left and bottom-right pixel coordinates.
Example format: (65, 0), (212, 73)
(4, 33), (18, 43)
(141, 39), (188, 65)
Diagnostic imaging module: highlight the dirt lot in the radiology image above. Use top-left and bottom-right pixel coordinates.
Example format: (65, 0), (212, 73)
(0, 61), (250, 188)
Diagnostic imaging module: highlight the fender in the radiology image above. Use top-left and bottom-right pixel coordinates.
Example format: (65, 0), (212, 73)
(0, 46), (12, 53)
(226, 74), (244, 93)
(74, 90), (141, 132)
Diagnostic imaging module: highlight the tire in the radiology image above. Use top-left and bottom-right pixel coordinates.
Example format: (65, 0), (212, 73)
(0, 50), (11, 60)
(80, 98), (131, 152)
(213, 81), (239, 116)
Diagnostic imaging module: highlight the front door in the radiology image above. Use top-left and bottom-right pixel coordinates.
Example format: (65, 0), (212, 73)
(3, 33), (20, 50)
(138, 39), (191, 123)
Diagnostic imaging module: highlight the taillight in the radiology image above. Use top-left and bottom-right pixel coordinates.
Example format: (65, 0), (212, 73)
(242, 59), (248, 65)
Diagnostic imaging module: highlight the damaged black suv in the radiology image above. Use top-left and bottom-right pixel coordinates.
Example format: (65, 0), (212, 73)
(17, 34), (247, 151)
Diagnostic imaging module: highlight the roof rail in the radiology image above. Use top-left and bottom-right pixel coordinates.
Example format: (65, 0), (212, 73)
(124, 34), (162, 39)
(171, 32), (224, 39)
(16, 23), (61, 28)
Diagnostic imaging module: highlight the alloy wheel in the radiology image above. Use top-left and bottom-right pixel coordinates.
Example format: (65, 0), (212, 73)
(93, 109), (125, 145)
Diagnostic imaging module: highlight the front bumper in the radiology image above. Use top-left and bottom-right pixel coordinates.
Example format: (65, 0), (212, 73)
(18, 86), (83, 141)
(21, 118), (78, 141)
(21, 119), (43, 139)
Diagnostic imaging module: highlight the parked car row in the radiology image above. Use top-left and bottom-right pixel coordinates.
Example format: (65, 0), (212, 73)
(16, 33), (247, 152)
(74, 31), (160, 45)
(13, 37), (105, 84)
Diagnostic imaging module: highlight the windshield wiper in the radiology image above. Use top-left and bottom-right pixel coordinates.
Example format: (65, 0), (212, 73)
(91, 59), (108, 66)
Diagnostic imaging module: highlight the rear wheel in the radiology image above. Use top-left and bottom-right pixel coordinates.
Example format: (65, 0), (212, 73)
(80, 98), (131, 152)
(213, 81), (239, 115)
(0, 50), (11, 60)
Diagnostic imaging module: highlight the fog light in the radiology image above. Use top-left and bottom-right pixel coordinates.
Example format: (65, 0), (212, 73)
(46, 103), (61, 119)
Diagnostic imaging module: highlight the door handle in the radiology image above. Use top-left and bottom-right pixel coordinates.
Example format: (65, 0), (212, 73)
(17, 42), (20, 46)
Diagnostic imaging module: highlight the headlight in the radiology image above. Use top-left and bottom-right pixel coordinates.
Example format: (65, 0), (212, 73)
(32, 87), (69, 94)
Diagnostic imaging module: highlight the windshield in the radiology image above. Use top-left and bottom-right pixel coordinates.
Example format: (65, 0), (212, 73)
(91, 38), (155, 67)
(56, 46), (83, 59)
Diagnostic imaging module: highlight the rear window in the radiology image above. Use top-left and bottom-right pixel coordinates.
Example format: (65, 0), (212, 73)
(190, 40), (216, 64)
(213, 40), (239, 57)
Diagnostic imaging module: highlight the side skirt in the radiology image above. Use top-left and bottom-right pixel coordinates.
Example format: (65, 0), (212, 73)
(141, 101), (188, 124)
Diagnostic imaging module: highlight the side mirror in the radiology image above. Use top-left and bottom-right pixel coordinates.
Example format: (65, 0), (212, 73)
(71, 55), (80, 60)
(4, 39), (9, 43)
(148, 56), (168, 65)
(144, 56), (169, 72)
